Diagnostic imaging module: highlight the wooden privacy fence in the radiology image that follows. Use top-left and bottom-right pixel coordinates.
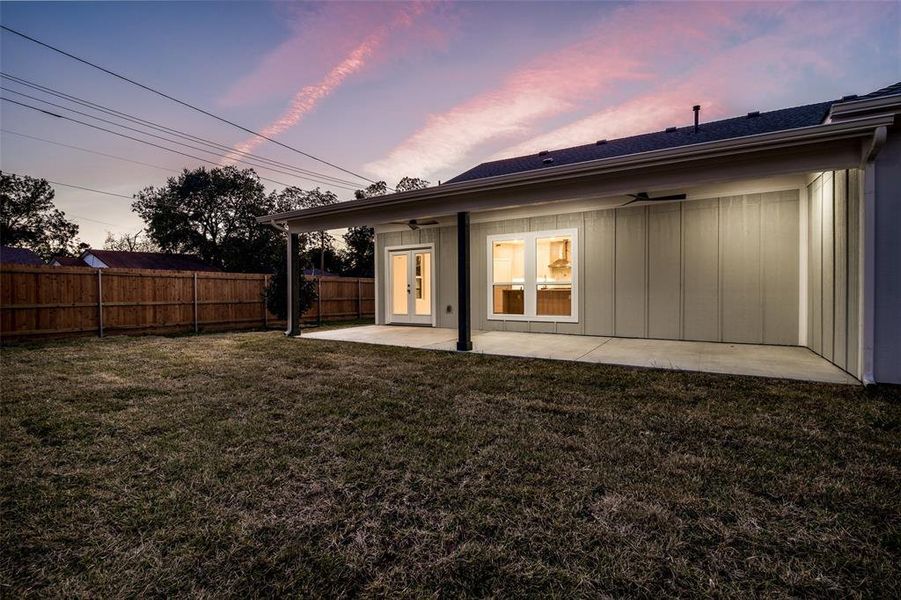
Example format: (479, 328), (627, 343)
(0, 264), (374, 340)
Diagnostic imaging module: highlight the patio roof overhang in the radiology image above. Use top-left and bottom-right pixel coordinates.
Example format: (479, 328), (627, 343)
(258, 113), (894, 234)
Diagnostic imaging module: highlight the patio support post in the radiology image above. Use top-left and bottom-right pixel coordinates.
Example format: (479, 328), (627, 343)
(287, 231), (301, 336)
(456, 211), (473, 351)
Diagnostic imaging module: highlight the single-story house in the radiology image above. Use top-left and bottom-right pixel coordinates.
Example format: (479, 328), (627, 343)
(77, 249), (221, 272)
(260, 81), (901, 385)
(0, 246), (44, 265)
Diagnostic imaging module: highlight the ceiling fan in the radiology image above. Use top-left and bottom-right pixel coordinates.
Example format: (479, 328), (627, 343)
(389, 218), (441, 230)
(620, 191), (687, 207)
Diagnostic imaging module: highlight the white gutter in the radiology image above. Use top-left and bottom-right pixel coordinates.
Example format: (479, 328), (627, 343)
(258, 112), (894, 225)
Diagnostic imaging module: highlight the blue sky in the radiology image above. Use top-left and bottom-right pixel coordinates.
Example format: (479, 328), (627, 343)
(1, 1), (898, 246)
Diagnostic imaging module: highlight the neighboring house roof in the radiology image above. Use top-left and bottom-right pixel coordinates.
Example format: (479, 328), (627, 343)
(0, 246), (44, 265)
(447, 102), (834, 184)
(51, 256), (88, 266)
(83, 250), (221, 271)
(447, 81), (901, 184)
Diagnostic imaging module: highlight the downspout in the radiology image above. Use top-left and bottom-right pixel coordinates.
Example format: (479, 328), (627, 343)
(859, 126), (887, 385)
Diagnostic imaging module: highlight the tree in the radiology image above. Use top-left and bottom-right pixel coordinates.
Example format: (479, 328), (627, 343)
(264, 186), (341, 320)
(341, 177), (430, 277)
(0, 172), (80, 260)
(395, 176), (430, 192)
(342, 226), (374, 277)
(103, 231), (159, 252)
(132, 166), (276, 272)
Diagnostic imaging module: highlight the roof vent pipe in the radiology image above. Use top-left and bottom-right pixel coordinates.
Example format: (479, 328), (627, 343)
(693, 105), (700, 133)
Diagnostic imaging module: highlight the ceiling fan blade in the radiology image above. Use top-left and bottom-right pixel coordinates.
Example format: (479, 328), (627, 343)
(649, 193), (687, 201)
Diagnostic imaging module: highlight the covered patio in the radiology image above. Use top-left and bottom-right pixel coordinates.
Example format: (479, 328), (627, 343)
(303, 325), (857, 384)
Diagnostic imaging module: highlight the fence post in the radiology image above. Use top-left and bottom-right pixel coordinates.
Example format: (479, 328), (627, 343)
(263, 274), (269, 329)
(317, 276), (322, 326)
(193, 272), (198, 333)
(97, 269), (104, 338)
(357, 278), (362, 319)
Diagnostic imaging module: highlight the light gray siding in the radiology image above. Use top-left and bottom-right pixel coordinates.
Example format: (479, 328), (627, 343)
(647, 203), (681, 340)
(376, 190), (801, 347)
(806, 169), (861, 379)
(761, 190), (800, 345)
(682, 198), (720, 341)
(583, 210), (615, 336)
(614, 207), (647, 338)
(720, 194), (763, 343)
(479, 192), (800, 344)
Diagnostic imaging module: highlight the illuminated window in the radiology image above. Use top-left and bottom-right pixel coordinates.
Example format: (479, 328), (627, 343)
(491, 239), (525, 315)
(536, 236), (572, 316)
(488, 229), (577, 321)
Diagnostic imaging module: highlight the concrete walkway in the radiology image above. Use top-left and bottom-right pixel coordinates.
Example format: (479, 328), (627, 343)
(303, 325), (858, 384)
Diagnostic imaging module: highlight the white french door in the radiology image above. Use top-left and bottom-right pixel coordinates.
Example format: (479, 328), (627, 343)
(387, 248), (433, 324)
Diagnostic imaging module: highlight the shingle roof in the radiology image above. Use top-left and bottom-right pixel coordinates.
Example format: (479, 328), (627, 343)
(0, 246), (44, 265)
(446, 80), (901, 184)
(51, 256), (88, 267)
(446, 101), (834, 184)
(85, 250), (221, 271)
(853, 80), (901, 101)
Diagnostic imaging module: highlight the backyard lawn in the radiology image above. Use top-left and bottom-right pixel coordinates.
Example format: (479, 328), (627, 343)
(1, 331), (899, 597)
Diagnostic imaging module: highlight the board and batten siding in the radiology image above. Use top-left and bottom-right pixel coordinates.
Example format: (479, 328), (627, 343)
(806, 169), (860, 378)
(376, 190), (800, 345)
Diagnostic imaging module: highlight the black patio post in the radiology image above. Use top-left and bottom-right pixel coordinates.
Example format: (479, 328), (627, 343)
(287, 232), (301, 336)
(456, 211), (473, 351)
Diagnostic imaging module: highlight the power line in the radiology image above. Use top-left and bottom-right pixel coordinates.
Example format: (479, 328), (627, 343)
(1, 86), (360, 191)
(68, 213), (120, 226)
(1, 96), (357, 192)
(2, 170), (136, 200)
(1, 72), (365, 188)
(0, 24), (385, 188)
(2, 128), (174, 173)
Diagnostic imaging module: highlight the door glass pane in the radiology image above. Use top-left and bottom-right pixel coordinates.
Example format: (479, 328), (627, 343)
(493, 284), (525, 315)
(492, 240), (525, 283)
(414, 252), (431, 315)
(537, 235), (572, 283)
(391, 253), (408, 315)
(537, 283), (572, 316)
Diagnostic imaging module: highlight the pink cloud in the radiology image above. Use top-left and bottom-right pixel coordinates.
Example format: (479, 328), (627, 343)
(365, 1), (892, 183)
(363, 2), (757, 182)
(222, 1), (441, 162)
(491, 3), (878, 159)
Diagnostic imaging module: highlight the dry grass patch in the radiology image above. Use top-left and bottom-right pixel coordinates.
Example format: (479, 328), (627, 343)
(1, 331), (899, 597)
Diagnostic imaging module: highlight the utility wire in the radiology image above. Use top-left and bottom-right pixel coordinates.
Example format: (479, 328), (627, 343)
(1, 72), (364, 188)
(0, 96), (354, 191)
(1, 86), (359, 191)
(2, 128), (174, 173)
(0, 25), (385, 188)
(2, 96), (307, 191)
(0, 170), (137, 200)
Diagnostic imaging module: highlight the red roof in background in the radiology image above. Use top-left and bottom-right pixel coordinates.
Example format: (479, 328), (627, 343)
(0, 246), (44, 265)
(85, 250), (221, 272)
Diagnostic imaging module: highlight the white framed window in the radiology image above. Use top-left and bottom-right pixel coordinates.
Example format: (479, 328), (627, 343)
(487, 228), (577, 322)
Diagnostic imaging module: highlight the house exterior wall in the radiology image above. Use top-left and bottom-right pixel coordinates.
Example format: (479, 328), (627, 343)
(872, 131), (901, 384)
(376, 190), (801, 346)
(806, 169), (861, 379)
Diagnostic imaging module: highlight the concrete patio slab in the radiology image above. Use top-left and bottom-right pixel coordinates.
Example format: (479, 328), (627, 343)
(302, 325), (858, 384)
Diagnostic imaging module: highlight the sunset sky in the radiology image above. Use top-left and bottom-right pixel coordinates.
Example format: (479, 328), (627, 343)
(1, 1), (898, 246)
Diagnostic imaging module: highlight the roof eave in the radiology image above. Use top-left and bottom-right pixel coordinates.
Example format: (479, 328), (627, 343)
(258, 112), (894, 225)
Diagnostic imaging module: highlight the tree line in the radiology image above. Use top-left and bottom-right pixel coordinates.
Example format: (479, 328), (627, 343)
(1, 168), (430, 319)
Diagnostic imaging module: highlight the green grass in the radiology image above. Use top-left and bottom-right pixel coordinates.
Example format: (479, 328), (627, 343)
(2, 331), (899, 597)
